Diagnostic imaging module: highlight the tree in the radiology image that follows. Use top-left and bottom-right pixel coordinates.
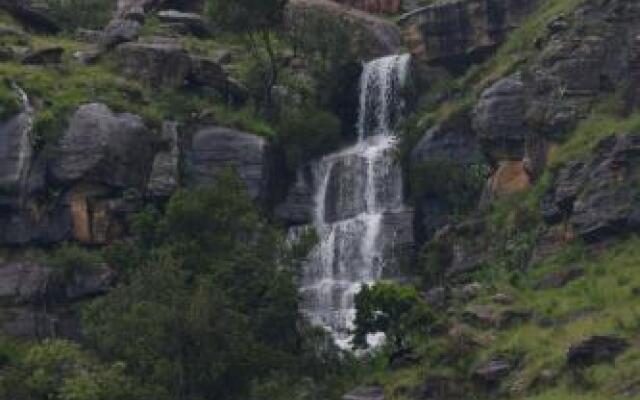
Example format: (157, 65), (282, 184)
(353, 282), (435, 353)
(206, 0), (288, 114)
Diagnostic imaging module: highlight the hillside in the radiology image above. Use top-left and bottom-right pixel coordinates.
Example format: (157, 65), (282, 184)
(0, 0), (639, 399)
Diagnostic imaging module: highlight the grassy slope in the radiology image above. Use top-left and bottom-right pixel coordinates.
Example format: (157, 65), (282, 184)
(0, 10), (275, 146)
(377, 0), (640, 398)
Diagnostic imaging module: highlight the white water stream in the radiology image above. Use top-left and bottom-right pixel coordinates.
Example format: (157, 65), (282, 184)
(298, 54), (411, 346)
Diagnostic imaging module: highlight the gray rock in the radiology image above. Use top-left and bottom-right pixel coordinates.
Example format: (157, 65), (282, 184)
(101, 18), (141, 50)
(115, 40), (192, 88)
(157, 10), (210, 37)
(399, 0), (540, 70)
(473, 358), (512, 386)
(542, 134), (640, 242)
(535, 266), (584, 290)
(185, 126), (271, 203)
(379, 209), (414, 278)
(274, 166), (315, 226)
(343, 386), (384, 400)
(286, 0), (401, 61)
(50, 103), (155, 190)
(474, 75), (529, 161)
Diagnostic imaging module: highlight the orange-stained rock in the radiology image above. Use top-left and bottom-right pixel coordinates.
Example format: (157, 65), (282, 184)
(489, 160), (531, 197)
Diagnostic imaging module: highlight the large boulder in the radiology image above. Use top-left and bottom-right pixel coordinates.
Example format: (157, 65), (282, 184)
(343, 386), (385, 400)
(474, 75), (529, 161)
(101, 18), (141, 50)
(115, 40), (192, 88)
(184, 126), (272, 204)
(51, 103), (155, 190)
(286, 0), (402, 61)
(399, 0), (540, 71)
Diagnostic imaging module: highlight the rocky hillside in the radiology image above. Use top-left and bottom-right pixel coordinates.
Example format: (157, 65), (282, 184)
(1, 0), (640, 399)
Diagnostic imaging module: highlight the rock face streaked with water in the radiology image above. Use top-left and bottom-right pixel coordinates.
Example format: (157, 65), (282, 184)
(298, 54), (414, 345)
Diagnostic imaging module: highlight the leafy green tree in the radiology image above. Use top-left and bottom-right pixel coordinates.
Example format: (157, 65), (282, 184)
(84, 169), (339, 400)
(0, 339), (160, 400)
(353, 282), (435, 352)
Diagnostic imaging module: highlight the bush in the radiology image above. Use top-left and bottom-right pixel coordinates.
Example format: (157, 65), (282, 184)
(354, 282), (435, 352)
(277, 105), (342, 171)
(48, 243), (103, 276)
(45, 0), (115, 31)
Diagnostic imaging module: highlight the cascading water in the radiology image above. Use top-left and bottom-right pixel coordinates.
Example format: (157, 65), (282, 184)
(298, 54), (411, 346)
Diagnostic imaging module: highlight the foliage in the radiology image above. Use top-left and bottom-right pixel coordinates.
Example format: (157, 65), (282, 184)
(277, 104), (342, 172)
(48, 243), (103, 276)
(0, 339), (159, 400)
(353, 282), (435, 352)
(85, 169), (346, 400)
(45, 0), (115, 31)
(206, 0), (288, 113)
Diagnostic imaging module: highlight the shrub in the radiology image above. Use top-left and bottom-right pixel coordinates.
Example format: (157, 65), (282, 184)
(48, 243), (103, 276)
(354, 282), (435, 352)
(277, 105), (342, 171)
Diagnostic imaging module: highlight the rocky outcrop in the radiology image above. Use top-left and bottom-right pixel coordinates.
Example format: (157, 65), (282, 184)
(410, 111), (485, 240)
(51, 103), (155, 190)
(400, 0), (540, 71)
(0, 261), (116, 339)
(157, 10), (210, 37)
(286, 0), (402, 61)
(185, 126), (272, 204)
(542, 134), (640, 243)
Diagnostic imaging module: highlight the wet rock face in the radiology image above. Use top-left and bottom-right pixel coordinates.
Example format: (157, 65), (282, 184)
(286, 0), (402, 61)
(400, 0), (540, 71)
(274, 166), (315, 226)
(0, 93), (32, 207)
(542, 134), (640, 243)
(323, 154), (368, 224)
(185, 126), (272, 204)
(51, 103), (155, 190)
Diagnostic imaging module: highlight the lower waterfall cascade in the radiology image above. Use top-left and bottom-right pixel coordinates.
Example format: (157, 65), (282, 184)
(298, 53), (413, 347)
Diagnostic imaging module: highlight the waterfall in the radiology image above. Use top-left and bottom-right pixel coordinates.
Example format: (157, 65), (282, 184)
(299, 54), (411, 346)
